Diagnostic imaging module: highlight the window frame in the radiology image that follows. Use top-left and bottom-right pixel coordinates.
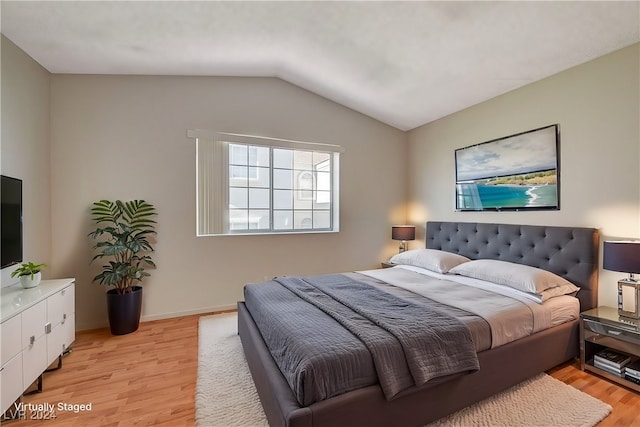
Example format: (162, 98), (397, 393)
(192, 131), (342, 236)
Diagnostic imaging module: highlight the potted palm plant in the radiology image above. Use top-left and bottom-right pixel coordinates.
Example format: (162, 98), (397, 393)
(10, 261), (47, 289)
(88, 199), (157, 335)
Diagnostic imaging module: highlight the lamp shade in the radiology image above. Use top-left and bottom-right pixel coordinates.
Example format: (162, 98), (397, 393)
(603, 241), (640, 274)
(392, 225), (415, 241)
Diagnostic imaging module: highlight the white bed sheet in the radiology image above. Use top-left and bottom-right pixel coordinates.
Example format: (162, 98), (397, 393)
(358, 265), (579, 348)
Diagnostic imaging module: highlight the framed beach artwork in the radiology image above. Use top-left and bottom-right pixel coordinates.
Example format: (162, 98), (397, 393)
(455, 124), (560, 211)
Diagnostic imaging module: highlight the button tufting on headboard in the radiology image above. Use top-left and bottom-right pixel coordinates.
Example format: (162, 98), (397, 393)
(426, 221), (599, 310)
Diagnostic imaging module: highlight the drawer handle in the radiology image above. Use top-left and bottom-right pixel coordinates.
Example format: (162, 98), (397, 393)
(607, 330), (622, 336)
(62, 314), (67, 324)
(45, 322), (52, 334)
(30, 335), (35, 346)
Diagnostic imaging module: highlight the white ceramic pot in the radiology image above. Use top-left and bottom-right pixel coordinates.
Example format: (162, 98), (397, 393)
(20, 272), (41, 289)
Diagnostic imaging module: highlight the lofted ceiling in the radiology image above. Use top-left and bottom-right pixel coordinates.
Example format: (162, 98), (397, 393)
(1, 1), (639, 131)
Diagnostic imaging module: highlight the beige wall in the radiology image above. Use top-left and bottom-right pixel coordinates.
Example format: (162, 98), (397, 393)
(0, 36), (52, 285)
(4, 33), (638, 329)
(49, 75), (407, 330)
(407, 43), (640, 308)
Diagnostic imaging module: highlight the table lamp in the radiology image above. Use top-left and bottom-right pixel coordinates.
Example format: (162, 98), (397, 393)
(603, 240), (640, 318)
(392, 225), (415, 254)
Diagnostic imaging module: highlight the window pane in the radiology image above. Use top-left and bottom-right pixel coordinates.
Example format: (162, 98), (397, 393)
(273, 149), (292, 169)
(313, 152), (330, 166)
(229, 167), (248, 187)
(229, 144), (248, 165)
(294, 211), (313, 229)
(247, 146), (267, 167)
(249, 188), (270, 209)
(248, 210), (269, 229)
(229, 187), (247, 209)
(273, 169), (293, 189)
(316, 171), (330, 192)
(295, 171), (314, 191)
(229, 209), (248, 230)
(314, 191), (331, 207)
(294, 150), (313, 170)
(274, 190), (293, 209)
(248, 166), (270, 187)
(294, 197), (312, 209)
(274, 211), (293, 230)
(314, 211), (331, 229)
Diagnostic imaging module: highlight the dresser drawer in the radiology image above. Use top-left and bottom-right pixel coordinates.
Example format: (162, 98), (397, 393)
(21, 300), (47, 349)
(47, 284), (75, 327)
(23, 333), (47, 388)
(583, 318), (640, 346)
(1, 314), (21, 366)
(0, 352), (23, 413)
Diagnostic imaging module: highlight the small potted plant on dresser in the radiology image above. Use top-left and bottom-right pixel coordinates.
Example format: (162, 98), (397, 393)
(10, 261), (47, 289)
(88, 199), (157, 335)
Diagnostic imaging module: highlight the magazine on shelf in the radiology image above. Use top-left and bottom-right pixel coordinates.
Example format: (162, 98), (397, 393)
(594, 349), (632, 369)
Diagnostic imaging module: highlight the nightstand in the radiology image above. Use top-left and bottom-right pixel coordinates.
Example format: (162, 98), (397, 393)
(580, 306), (640, 392)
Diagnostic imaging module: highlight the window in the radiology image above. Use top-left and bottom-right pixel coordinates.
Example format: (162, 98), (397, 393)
(193, 132), (341, 236)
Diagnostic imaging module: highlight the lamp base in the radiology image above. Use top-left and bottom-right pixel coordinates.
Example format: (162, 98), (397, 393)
(618, 279), (640, 319)
(398, 241), (406, 253)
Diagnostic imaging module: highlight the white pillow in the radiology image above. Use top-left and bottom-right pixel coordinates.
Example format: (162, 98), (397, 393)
(537, 283), (580, 302)
(389, 249), (470, 274)
(448, 259), (576, 294)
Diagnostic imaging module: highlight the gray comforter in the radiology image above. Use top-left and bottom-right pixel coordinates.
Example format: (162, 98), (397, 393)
(243, 273), (480, 406)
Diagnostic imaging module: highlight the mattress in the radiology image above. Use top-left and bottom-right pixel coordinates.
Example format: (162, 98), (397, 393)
(243, 266), (579, 406)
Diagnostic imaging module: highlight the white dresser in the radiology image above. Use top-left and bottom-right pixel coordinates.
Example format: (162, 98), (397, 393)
(0, 278), (75, 413)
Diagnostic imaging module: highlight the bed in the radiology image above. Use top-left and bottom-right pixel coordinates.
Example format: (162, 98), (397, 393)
(237, 221), (599, 427)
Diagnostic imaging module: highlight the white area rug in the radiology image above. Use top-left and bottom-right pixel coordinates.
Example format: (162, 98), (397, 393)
(196, 313), (268, 427)
(196, 313), (611, 427)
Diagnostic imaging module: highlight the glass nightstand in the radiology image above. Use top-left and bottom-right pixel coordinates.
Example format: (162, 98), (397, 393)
(580, 306), (640, 392)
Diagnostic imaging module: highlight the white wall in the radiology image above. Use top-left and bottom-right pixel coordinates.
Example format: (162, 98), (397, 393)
(49, 75), (407, 330)
(0, 36), (52, 286)
(407, 43), (640, 308)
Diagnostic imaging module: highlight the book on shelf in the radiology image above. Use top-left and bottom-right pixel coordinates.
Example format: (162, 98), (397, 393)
(624, 359), (640, 375)
(625, 369), (640, 380)
(593, 349), (632, 369)
(593, 360), (623, 377)
(625, 374), (640, 385)
(593, 358), (622, 371)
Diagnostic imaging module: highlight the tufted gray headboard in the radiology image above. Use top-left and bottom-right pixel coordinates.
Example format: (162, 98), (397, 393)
(426, 221), (599, 310)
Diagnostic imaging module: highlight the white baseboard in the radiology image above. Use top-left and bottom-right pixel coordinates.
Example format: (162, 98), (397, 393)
(76, 303), (238, 331)
(140, 303), (238, 322)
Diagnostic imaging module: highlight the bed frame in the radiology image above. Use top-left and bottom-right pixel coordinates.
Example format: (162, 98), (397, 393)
(238, 221), (599, 427)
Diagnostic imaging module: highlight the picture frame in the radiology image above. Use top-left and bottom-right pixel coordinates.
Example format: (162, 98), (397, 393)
(455, 124), (560, 211)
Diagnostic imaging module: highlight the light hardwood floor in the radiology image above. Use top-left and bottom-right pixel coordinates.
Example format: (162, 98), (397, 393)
(5, 313), (640, 426)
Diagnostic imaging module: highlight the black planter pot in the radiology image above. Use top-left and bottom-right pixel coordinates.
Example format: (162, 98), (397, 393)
(106, 286), (143, 335)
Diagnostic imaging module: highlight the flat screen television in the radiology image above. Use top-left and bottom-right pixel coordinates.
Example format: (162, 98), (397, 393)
(1, 175), (23, 268)
(455, 124), (560, 211)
